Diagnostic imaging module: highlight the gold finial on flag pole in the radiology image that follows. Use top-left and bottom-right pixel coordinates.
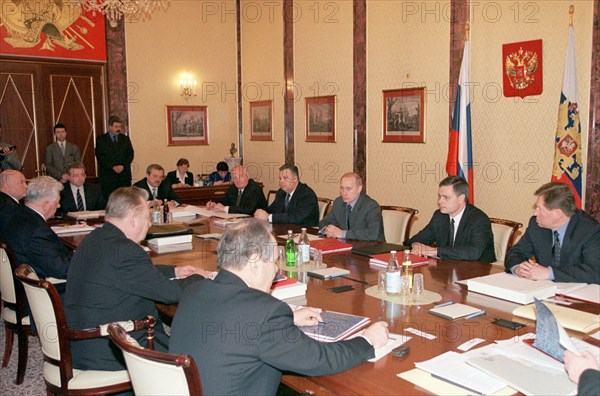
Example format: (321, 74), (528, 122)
(569, 5), (574, 27)
(465, 22), (470, 41)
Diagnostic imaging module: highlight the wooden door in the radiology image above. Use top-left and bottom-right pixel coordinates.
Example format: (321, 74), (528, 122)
(0, 59), (105, 179)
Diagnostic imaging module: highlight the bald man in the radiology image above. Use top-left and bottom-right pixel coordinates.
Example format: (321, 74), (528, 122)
(0, 170), (27, 213)
(207, 165), (267, 215)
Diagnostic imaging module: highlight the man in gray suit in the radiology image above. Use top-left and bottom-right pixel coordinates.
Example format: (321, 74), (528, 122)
(45, 123), (81, 183)
(319, 172), (386, 241)
(169, 219), (388, 395)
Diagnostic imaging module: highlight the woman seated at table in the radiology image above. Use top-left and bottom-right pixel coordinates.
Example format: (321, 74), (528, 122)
(208, 161), (231, 185)
(166, 158), (194, 188)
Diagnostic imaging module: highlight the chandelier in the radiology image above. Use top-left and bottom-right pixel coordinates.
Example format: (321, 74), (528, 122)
(79, 0), (169, 27)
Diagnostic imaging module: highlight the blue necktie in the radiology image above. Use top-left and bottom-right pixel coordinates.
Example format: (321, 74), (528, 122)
(76, 188), (85, 211)
(112, 135), (117, 143)
(346, 205), (352, 230)
(552, 231), (561, 267)
(284, 194), (291, 211)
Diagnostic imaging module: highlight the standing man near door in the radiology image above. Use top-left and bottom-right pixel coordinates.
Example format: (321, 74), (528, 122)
(45, 123), (81, 183)
(95, 116), (134, 199)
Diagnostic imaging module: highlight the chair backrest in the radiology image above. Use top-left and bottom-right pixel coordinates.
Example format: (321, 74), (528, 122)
(380, 206), (419, 245)
(490, 218), (523, 263)
(317, 197), (333, 221)
(108, 323), (202, 396)
(267, 189), (277, 206)
(14, 264), (66, 365)
(0, 242), (28, 324)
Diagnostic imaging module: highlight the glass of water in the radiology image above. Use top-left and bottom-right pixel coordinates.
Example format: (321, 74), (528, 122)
(277, 246), (286, 267)
(412, 273), (424, 303)
(313, 250), (324, 269)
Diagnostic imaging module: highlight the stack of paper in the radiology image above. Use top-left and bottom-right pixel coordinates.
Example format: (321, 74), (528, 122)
(270, 280), (307, 300)
(512, 302), (600, 333)
(51, 224), (95, 235)
(428, 303), (485, 321)
(147, 234), (193, 246)
(467, 272), (556, 304)
(183, 205), (250, 219)
(147, 242), (193, 254)
(299, 311), (370, 342)
(556, 283), (600, 304)
(66, 210), (105, 219)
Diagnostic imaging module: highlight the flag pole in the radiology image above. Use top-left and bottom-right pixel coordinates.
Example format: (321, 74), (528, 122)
(569, 5), (574, 27)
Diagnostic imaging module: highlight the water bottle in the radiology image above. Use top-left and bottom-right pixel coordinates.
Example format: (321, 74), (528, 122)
(402, 249), (413, 292)
(285, 230), (296, 266)
(385, 250), (401, 296)
(298, 228), (310, 263)
(163, 199), (169, 223)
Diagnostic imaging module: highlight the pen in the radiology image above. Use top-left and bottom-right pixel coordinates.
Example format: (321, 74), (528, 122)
(465, 310), (486, 320)
(434, 301), (454, 308)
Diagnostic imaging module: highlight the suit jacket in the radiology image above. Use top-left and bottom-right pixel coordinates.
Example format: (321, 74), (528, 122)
(407, 204), (496, 262)
(133, 178), (180, 202)
(0, 206), (72, 280)
(319, 193), (386, 242)
(219, 179), (267, 215)
(169, 270), (374, 395)
(579, 369), (600, 396)
(268, 182), (319, 227)
(505, 210), (600, 283)
(58, 182), (106, 214)
(165, 170), (193, 187)
(95, 133), (134, 197)
(45, 141), (81, 180)
(0, 191), (20, 213)
(64, 222), (197, 370)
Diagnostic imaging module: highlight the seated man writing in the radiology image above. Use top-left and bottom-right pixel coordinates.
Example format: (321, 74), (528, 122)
(169, 218), (389, 395)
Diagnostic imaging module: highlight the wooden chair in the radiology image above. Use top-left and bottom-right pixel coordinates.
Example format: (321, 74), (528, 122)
(266, 189), (277, 206)
(490, 218), (523, 263)
(317, 197), (333, 221)
(380, 206), (419, 245)
(14, 264), (156, 395)
(1, 242), (33, 384)
(108, 323), (203, 396)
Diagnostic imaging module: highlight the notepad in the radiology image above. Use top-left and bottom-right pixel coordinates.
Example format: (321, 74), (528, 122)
(299, 310), (370, 342)
(307, 267), (350, 279)
(428, 303), (485, 320)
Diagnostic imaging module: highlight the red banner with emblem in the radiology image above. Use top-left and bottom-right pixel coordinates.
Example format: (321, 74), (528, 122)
(0, 1), (106, 62)
(502, 39), (543, 98)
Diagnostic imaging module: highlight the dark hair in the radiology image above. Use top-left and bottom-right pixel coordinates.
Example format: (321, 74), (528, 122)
(53, 123), (66, 133)
(439, 176), (469, 203)
(534, 182), (576, 217)
(176, 158), (190, 167)
(217, 218), (274, 271)
(216, 161), (229, 172)
(279, 163), (299, 178)
(108, 115), (121, 126)
(146, 163), (164, 174)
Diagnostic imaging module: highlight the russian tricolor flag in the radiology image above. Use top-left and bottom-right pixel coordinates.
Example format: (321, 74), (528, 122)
(446, 39), (474, 203)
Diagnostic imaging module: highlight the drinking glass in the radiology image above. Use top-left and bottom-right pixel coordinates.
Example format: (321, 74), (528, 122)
(377, 271), (386, 293)
(412, 273), (424, 303)
(313, 250), (324, 269)
(277, 246), (286, 267)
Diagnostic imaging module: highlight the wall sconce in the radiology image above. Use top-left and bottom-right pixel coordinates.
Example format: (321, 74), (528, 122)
(180, 72), (197, 101)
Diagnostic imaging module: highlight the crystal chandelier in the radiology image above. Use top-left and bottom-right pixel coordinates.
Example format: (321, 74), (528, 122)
(79, 0), (169, 27)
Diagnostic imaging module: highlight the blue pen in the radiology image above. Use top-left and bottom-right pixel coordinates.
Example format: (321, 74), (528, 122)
(434, 301), (454, 308)
(465, 310), (486, 320)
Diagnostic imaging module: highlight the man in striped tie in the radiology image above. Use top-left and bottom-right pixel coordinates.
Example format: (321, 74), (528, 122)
(58, 162), (106, 215)
(506, 182), (600, 284)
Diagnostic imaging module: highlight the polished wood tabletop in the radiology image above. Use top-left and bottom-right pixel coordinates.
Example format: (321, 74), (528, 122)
(59, 216), (600, 396)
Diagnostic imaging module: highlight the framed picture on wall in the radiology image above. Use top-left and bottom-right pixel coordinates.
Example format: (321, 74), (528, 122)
(305, 95), (336, 142)
(166, 105), (208, 146)
(250, 100), (273, 141)
(383, 87), (425, 143)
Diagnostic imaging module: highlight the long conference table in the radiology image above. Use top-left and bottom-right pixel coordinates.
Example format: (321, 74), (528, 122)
(60, 217), (600, 396)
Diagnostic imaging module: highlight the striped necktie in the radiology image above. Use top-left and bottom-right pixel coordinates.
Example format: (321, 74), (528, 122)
(552, 231), (561, 267)
(76, 188), (85, 211)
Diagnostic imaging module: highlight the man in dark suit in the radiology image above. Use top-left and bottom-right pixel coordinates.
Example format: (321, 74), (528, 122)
(45, 123), (81, 183)
(0, 169), (27, 213)
(64, 187), (207, 371)
(206, 165), (267, 215)
(169, 219), (389, 395)
(505, 182), (600, 283)
(319, 172), (385, 241)
(165, 158), (194, 188)
(95, 115), (134, 199)
(564, 350), (600, 396)
(58, 162), (106, 215)
(0, 176), (71, 288)
(408, 176), (496, 262)
(133, 163), (180, 203)
(254, 164), (319, 227)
